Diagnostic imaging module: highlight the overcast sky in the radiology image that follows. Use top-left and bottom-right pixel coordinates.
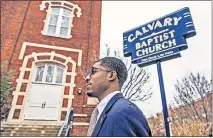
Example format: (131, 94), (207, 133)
(100, 1), (211, 117)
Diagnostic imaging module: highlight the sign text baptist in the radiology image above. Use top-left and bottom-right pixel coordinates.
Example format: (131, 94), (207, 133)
(123, 7), (196, 67)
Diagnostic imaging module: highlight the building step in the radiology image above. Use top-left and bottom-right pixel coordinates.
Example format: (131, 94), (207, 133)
(1, 126), (61, 130)
(0, 123), (68, 137)
(1, 132), (64, 137)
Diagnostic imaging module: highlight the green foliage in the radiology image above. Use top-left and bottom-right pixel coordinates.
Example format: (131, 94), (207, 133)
(0, 61), (14, 110)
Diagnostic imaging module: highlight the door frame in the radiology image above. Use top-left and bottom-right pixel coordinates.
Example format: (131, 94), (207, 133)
(23, 62), (66, 121)
(7, 42), (81, 123)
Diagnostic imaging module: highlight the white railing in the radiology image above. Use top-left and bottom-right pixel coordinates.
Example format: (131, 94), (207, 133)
(57, 108), (74, 137)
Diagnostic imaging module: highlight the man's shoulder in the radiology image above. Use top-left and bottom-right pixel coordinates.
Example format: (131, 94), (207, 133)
(106, 97), (148, 125)
(110, 97), (141, 115)
(114, 97), (138, 108)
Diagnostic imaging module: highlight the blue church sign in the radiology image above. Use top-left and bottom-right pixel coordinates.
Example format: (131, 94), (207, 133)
(123, 7), (196, 67)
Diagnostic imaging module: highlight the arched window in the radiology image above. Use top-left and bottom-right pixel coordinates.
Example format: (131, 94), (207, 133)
(34, 63), (65, 84)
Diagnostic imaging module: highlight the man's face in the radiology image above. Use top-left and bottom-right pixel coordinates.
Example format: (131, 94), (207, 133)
(85, 62), (112, 98)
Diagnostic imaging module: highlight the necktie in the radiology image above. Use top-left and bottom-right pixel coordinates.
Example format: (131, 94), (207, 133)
(87, 107), (99, 136)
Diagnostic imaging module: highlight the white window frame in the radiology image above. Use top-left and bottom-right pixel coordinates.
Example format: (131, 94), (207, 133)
(33, 63), (65, 85)
(40, 1), (82, 39)
(45, 6), (72, 38)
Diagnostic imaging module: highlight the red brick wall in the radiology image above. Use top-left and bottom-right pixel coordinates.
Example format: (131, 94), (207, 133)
(1, 1), (30, 63)
(1, 1), (102, 136)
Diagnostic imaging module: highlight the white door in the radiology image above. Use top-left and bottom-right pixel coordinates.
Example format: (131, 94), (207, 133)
(42, 85), (62, 120)
(24, 84), (45, 120)
(24, 63), (64, 120)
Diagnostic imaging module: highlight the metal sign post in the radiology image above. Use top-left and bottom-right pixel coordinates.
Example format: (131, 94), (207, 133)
(157, 61), (170, 136)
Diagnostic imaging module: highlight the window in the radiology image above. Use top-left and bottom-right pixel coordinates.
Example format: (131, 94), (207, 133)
(194, 115), (198, 119)
(46, 7), (72, 38)
(45, 65), (54, 83)
(35, 65), (45, 82)
(40, 1), (82, 39)
(34, 63), (64, 84)
(200, 106), (205, 113)
(173, 115), (179, 123)
(56, 67), (64, 83)
(182, 113), (188, 123)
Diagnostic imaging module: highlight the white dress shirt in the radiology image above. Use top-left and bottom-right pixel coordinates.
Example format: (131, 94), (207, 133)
(96, 91), (121, 121)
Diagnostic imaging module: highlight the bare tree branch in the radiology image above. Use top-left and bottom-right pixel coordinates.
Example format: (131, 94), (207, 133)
(171, 72), (212, 135)
(103, 44), (153, 102)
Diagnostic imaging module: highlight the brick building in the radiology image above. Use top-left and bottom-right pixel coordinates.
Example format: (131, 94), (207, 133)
(1, 1), (101, 136)
(148, 92), (212, 136)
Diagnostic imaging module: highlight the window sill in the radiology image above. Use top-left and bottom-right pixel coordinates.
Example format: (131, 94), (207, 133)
(41, 32), (72, 39)
(32, 81), (63, 86)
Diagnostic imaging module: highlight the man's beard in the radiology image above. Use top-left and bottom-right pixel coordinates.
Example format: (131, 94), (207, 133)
(86, 86), (107, 98)
(87, 92), (92, 97)
(87, 92), (94, 97)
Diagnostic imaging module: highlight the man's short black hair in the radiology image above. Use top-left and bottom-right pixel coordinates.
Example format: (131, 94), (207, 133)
(96, 57), (128, 89)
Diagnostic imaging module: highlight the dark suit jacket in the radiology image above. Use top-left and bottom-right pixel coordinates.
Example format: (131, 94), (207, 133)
(91, 93), (152, 137)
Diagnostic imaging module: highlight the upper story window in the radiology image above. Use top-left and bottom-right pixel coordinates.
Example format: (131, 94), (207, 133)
(34, 63), (65, 85)
(40, 1), (82, 39)
(47, 7), (72, 37)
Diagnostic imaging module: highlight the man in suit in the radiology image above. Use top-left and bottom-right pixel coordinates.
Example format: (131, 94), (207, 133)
(85, 57), (152, 137)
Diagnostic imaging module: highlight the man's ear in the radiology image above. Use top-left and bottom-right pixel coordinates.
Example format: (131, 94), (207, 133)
(108, 71), (117, 81)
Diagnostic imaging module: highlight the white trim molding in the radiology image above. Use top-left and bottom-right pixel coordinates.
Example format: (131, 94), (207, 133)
(73, 122), (89, 126)
(7, 42), (82, 124)
(19, 42), (82, 66)
(4, 121), (89, 126)
(73, 114), (87, 117)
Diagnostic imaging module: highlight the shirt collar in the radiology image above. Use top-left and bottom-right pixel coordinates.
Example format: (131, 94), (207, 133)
(96, 91), (121, 120)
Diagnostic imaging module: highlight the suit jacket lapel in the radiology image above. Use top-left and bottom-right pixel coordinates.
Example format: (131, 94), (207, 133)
(91, 93), (123, 137)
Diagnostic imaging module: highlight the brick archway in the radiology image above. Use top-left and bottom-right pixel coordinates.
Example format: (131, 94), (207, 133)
(7, 51), (77, 122)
